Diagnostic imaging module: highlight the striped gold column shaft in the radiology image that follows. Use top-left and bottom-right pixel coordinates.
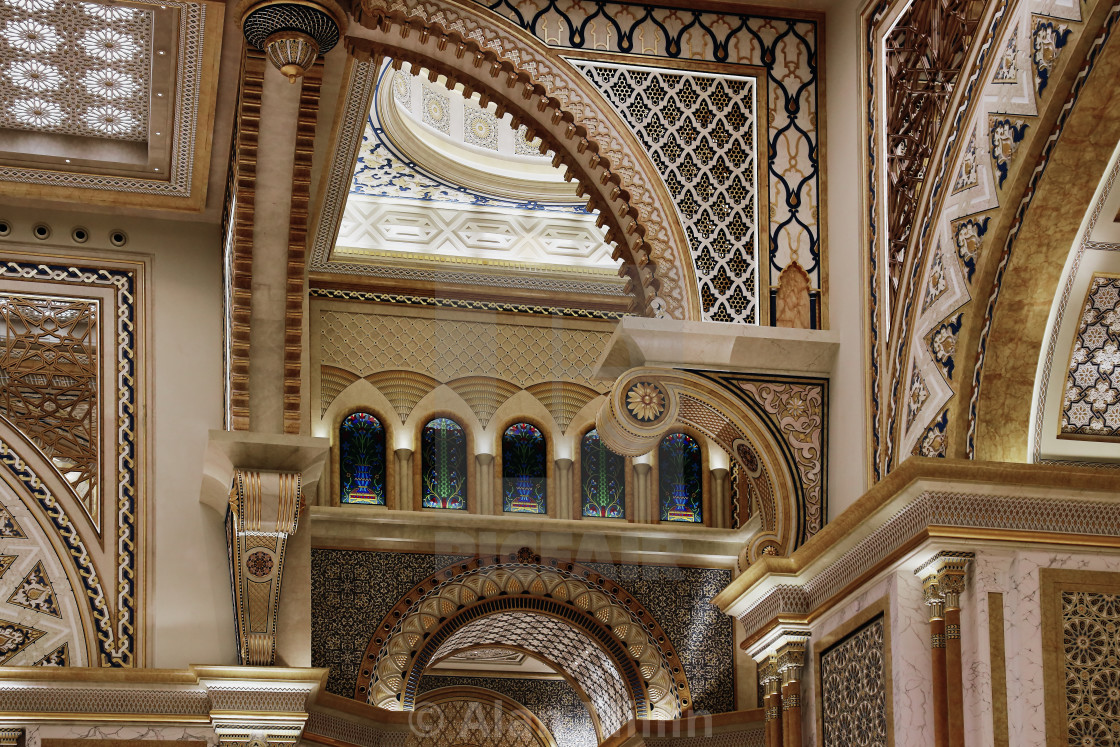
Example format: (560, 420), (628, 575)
(777, 637), (807, 747)
(761, 656), (783, 747)
(922, 573), (948, 747)
(917, 552), (974, 747)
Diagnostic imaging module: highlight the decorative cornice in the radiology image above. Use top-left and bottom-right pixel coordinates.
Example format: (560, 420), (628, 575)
(715, 459), (1120, 645)
(309, 285), (627, 319)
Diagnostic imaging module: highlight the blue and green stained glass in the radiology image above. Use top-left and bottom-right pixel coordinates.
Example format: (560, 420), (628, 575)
(659, 433), (702, 523)
(581, 429), (625, 519)
(422, 417), (467, 510)
(502, 422), (546, 514)
(340, 412), (386, 505)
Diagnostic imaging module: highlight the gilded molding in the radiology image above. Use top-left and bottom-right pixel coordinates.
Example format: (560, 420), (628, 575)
(227, 50), (267, 432)
(719, 474), (1120, 644)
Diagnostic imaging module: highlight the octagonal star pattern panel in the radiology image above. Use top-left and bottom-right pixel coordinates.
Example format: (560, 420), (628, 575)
(0, 0), (153, 141)
(1061, 274), (1120, 438)
(1061, 590), (1120, 742)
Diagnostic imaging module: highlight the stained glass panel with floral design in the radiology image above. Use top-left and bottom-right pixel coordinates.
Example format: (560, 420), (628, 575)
(422, 417), (467, 510)
(581, 429), (625, 519)
(502, 422), (546, 514)
(658, 433), (702, 523)
(340, 412), (386, 505)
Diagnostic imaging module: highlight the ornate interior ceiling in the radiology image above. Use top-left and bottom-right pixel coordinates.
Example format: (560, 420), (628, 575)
(0, 0), (220, 210)
(313, 59), (629, 311)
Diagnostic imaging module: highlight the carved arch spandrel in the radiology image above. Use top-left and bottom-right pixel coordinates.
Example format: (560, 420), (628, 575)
(596, 368), (808, 558)
(356, 552), (691, 723)
(344, 0), (702, 321)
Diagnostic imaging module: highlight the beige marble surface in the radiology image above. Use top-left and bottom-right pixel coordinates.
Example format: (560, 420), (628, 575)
(595, 317), (839, 379)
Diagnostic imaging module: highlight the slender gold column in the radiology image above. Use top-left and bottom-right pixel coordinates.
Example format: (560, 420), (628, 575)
(778, 638), (807, 747)
(938, 559), (971, 747)
(761, 656), (783, 747)
(922, 573), (948, 747)
(917, 552), (974, 747)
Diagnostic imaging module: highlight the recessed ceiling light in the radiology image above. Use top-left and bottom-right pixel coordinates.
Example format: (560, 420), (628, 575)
(154, 167), (160, 171)
(156, 92), (163, 97)
(158, 50), (165, 55)
(64, 159), (70, 163)
(155, 131), (160, 135)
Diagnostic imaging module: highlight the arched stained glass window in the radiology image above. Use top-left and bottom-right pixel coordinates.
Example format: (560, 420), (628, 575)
(422, 417), (467, 510)
(502, 422), (546, 514)
(659, 433), (702, 523)
(581, 429), (625, 519)
(340, 412), (386, 505)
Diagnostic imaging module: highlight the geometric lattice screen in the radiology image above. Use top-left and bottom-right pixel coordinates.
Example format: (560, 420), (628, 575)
(573, 61), (759, 324)
(0, 0), (153, 141)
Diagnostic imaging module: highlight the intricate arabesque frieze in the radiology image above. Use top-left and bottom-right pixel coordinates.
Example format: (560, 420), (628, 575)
(319, 309), (612, 395)
(0, 294), (99, 522)
(572, 61), (760, 324)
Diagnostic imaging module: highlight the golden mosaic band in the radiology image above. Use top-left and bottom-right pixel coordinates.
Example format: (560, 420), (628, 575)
(946, 624), (961, 640)
(931, 634), (946, 649)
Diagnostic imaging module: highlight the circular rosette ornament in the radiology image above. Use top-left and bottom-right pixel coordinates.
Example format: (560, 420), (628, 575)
(596, 371), (682, 457)
(625, 381), (667, 424)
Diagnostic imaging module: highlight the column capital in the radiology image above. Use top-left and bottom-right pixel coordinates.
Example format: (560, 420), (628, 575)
(916, 551), (974, 610)
(746, 625), (810, 663)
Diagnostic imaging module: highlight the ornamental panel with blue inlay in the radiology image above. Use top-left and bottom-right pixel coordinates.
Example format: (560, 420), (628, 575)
(340, 412), (386, 505)
(581, 429), (625, 519)
(422, 417), (468, 510)
(659, 433), (702, 523)
(502, 422), (546, 514)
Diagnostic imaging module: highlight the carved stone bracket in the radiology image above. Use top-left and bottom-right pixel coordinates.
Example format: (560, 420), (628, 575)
(203, 431), (329, 666)
(228, 469), (301, 665)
